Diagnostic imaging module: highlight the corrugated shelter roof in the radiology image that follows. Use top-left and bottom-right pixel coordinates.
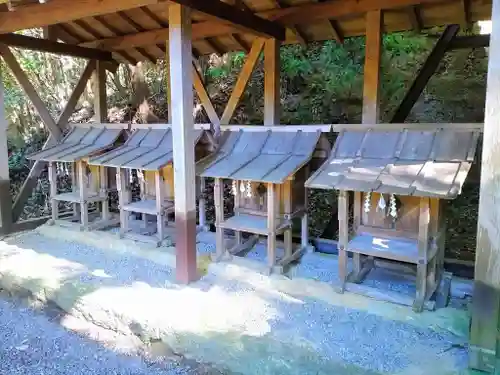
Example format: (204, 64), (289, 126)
(90, 125), (207, 171)
(28, 124), (125, 163)
(199, 125), (328, 184)
(305, 127), (481, 199)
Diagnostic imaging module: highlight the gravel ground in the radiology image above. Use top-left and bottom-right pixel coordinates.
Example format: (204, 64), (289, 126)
(0, 294), (207, 375)
(0, 230), (471, 375)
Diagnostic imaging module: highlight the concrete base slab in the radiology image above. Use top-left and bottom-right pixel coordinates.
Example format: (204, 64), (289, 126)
(0, 227), (474, 375)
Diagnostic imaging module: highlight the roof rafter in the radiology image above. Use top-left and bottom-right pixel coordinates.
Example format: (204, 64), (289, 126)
(168, 0), (286, 40)
(78, 0), (445, 52)
(0, 32), (114, 61)
(0, 0), (168, 34)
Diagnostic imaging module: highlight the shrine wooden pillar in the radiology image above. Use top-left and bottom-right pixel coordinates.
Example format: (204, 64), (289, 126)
(0, 64), (12, 234)
(264, 38), (280, 125)
(347, 9), (382, 279)
(169, 3), (198, 284)
(470, 0), (500, 372)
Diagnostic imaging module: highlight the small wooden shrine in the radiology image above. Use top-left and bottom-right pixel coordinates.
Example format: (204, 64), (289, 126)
(28, 123), (128, 230)
(306, 124), (480, 312)
(89, 124), (215, 246)
(198, 125), (330, 273)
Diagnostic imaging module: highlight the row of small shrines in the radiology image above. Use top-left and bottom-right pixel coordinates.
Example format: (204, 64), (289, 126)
(29, 122), (480, 312)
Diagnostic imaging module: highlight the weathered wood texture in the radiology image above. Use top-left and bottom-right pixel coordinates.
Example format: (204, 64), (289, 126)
(362, 10), (382, 124)
(2, 0), (490, 62)
(11, 59), (96, 222)
(220, 39), (265, 124)
(470, 0), (500, 371)
(168, 0), (286, 40)
(200, 124), (330, 274)
(264, 38), (280, 125)
(0, 63), (12, 232)
(0, 33), (114, 61)
(305, 127), (480, 199)
(390, 24), (459, 123)
(169, 4), (198, 284)
(200, 125), (330, 183)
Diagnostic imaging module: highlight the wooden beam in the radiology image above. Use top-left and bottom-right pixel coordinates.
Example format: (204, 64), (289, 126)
(169, 3), (198, 284)
(0, 44), (62, 139)
(92, 61), (107, 123)
(78, 0), (446, 52)
(168, 0), (285, 40)
(0, 33), (114, 61)
(449, 35), (490, 50)
(192, 61), (220, 132)
(270, 0), (307, 46)
(80, 21), (235, 50)
(390, 24), (459, 123)
(327, 20), (344, 44)
(462, 0), (472, 31)
(0, 62), (12, 233)
(71, 19), (139, 65)
(407, 5), (422, 33)
(264, 38), (280, 125)
(11, 60), (96, 222)
(470, 0), (500, 371)
(265, 0), (444, 25)
(92, 14), (157, 63)
(0, 0), (166, 34)
(362, 10), (383, 124)
(220, 38), (265, 124)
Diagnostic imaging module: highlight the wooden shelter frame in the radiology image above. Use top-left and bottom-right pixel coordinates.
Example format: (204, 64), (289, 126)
(0, 0), (497, 372)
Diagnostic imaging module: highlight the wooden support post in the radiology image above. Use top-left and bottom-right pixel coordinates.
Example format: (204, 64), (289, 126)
(264, 38), (280, 125)
(355, 10), (382, 277)
(93, 60), (107, 122)
(283, 179), (293, 258)
(117, 168), (130, 237)
(0, 64), (12, 234)
(337, 190), (349, 293)
(470, 1), (500, 371)
(390, 24), (459, 123)
(78, 161), (89, 230)
(165, 48), (173, 124)
(234, 180), (242, 245)
(192, 61), (220, 134)
(267, 182), (277, 270)
(71, 162), (78, 218)
(169, 3), (198, 284)
(214, 178), (225, 260)
(155, 171), (165, 245)
(302, 164), (310, 249)
(48, 162), (58, 223)
(350, 191), (363, 281)
(220, 39), (265, 124)
(197, 176), (207, 231)
(414, 196), (430, 313)
(362, 10), (382, 124)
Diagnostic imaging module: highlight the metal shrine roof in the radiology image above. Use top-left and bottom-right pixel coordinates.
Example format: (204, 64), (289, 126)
(198, 125), (330, 184)
(28, 124), (126, 163)
(89, 124), (209, 171)
(305, 126), (481, 199)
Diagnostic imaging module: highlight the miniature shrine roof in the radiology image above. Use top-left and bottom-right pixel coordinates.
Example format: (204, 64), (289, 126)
(90, 124), (209, 171)
(199, 125), (329, 184)
(28, 123), (125, 163)
(305, 125), (482, 199)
